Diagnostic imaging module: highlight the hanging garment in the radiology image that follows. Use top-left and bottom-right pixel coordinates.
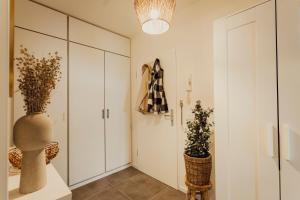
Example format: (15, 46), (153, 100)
(147, 58), (169, 114)
(136, 64), (151, 114)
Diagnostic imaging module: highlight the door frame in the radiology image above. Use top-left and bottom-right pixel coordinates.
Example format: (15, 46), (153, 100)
(0, 0), (10, 199)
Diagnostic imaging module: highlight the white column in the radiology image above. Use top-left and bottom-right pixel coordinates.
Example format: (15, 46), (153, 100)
(0, 0), (10, 199)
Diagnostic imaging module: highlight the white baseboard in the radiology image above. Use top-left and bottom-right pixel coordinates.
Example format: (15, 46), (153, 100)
(69, 163), (132, 190)
(179, 185), (187, 193)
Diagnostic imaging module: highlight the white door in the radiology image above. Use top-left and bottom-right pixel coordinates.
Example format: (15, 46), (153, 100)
(277, 0), (300, 199)
(14, 28), (68, 182)
(133, 49), (178, 189)
(214, 1), (280, 200)
(105, 52), (131, 171)
(69, 43), (105, 185)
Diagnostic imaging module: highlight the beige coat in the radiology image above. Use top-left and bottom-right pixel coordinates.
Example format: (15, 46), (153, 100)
(136, 64), (151, 114)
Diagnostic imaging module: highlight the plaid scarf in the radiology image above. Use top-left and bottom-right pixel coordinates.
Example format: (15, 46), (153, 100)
(147, 59), (169, 114)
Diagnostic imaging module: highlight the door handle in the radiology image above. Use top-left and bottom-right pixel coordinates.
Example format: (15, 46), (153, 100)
(180, 100), (183, 126)
(265, 123), (275, 158)
(282, 124), (291, 161)
(102, 109), (105, 119)
(107, 109), (110, 119)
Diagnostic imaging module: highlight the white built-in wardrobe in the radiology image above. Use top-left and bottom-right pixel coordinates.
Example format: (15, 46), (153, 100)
(13, 0), (131, 187)
(214, 0), (300, 200)
(69, 18), (131, 185)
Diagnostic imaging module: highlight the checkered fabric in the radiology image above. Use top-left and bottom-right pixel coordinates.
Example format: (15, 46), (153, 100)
(147, 59), (169, 114)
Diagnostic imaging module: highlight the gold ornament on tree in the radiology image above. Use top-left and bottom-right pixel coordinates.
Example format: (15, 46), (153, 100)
(134, 0), (176, 34)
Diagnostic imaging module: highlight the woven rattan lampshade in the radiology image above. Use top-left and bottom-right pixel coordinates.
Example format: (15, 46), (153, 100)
(134, 0), (176, 35)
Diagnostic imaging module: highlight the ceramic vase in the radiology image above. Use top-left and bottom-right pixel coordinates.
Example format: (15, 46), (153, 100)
(13, 113), (53, 194)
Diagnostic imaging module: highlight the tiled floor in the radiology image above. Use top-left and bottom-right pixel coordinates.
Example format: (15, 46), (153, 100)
(72, 167), (186, 200)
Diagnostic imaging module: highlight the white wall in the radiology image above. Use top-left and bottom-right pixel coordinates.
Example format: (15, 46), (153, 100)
(131, 0), (261, 198)
(0, 0), (9, 199)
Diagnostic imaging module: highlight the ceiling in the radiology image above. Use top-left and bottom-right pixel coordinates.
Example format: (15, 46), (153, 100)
(33, 0), (199, 37)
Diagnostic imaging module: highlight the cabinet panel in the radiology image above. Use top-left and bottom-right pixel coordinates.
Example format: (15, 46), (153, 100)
(214, 1), (279, 199)
(105, 52), (131, 171)
(69, 43), (105, 185)
(14, 28), (68, 182)
(15, 0), (67, 39)
(69, 17), (130, 57)
(277, 0), (300, 199)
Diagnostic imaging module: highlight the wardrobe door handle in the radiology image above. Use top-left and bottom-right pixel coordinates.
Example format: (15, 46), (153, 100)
(265, 123), (275, 158)
(282, 124), (291, 161)
(102, 109), (105, 119)
(107, 109), (110, 119)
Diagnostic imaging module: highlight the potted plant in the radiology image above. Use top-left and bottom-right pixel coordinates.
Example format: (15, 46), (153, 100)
(184, 100), (214, 186)
(13, 46), (61, 194)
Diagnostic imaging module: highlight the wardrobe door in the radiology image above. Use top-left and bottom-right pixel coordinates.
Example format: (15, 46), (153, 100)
(15, 0), (67, 39)
(69, 43), (105, 185)
(277, 0), (300, 199)
(69, 17), (130, 57)
(105, 52), (131, 171)
(14, 28), (68, 182)
(214, 1), (280, 200)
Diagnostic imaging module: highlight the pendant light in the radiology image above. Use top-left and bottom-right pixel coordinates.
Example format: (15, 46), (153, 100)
(134, 0), (176, 35)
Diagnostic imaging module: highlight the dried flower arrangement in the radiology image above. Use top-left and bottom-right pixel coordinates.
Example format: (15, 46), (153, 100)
(15, 46), (62, 115)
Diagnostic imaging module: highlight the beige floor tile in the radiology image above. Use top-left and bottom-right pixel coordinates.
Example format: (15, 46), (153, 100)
(87, 188), (129, 200)
(116, 174), (167, 200)
(151, 188), (186, 200)
(72, 178), (112, 200)
(105, 167), (142, 186)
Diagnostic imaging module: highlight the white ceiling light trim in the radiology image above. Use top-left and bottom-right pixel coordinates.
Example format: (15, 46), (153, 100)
(134, 0), (176, 35)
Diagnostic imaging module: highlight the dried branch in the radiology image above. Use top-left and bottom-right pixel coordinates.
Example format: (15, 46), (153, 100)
(15, 46), (62, 115)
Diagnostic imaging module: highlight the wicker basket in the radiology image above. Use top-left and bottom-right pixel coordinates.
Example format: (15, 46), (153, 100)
(9, 142), (59, 169)
(184, 153), (212, 186)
